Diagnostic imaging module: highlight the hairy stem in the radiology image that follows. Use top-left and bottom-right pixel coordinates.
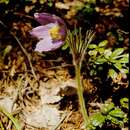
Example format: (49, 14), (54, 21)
(75, 64), (89, 129)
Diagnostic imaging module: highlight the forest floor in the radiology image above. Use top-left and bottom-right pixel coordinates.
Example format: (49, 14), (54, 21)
(0, 0), (129, 130)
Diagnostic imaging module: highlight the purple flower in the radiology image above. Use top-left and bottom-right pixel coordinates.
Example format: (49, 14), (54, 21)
(30, 13), (67, 52)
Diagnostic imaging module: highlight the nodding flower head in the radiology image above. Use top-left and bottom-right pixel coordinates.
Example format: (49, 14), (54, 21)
(30, 13), (67, 52)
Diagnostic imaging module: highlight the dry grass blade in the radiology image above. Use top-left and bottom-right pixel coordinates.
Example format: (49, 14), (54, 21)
(0, 106), (22, 130)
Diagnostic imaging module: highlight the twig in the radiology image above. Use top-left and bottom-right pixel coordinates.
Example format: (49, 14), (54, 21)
(53, 111), (73, 130)
(13, 12), (34, 19)
(0, 20), (37, 80)
(11, 32), (37, 80)
(44, 64), (73, 70)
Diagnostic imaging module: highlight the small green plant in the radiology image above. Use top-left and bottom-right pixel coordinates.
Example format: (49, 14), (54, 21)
(87, 99), (128, 130)
(88, 40), (129, 81)
(67, 28), (95, 129)
(120, 97), (128, 109)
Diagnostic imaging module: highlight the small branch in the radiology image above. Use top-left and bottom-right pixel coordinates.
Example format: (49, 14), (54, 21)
(13, 12), (34, 19)
(0, 20), (37, 80)
(53, 111), (72, 130)
(10, 32), (37, 80)
(44, 64), (73, 70)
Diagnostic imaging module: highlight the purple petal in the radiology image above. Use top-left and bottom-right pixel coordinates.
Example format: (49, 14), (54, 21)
(35, 36), (53, 52)
(30, 12), (67, 52)
(29, 23), (56, 39)
(52, 40), (64, 49)
(34, 13), (55, 25)
(33, 12), (67, 40)
(30, 26), (49, 39)
(35, 37), (63, 52)
(34, 13), (66, 27)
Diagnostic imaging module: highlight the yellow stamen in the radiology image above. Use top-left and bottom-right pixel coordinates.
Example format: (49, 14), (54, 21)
(49, 25), (62, 40)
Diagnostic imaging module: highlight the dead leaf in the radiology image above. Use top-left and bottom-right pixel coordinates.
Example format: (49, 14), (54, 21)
(24, 105), (62, 129)
(0, 97), (14, 113)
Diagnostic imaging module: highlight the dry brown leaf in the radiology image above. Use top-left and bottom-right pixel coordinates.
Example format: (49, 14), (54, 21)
(0, 97), (14, 113)
(24, 105), (63, 129)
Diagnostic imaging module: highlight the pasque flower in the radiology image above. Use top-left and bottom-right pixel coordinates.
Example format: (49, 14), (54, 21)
(30, 13), (67, 52)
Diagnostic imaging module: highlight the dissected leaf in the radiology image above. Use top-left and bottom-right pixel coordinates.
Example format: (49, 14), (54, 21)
(107, 115), (124, 126)
(98, 48), (105, 54)
(110, 48), (124, 60)
(95, 57), (107, 64)
(104, 49), (112, 59)
(108, 69), (118, 79)
(98, 40), (108, 47)
(88, 50), (98, 56)
(2, 45), (12, 59)
(88, 44), (97, 49)
(120, 98), (128, 109)
(90, 113), (105, 127)
(101, 102), (115, 114)
(109, 108), (126, 118)
(90, 69), (97, 76)
(62, 42), (69, 50)
(118, 34), (124, 41)
(114, 63), (122, 70)
(118, 54), (129, 63)
(83, 4), (95, 14)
